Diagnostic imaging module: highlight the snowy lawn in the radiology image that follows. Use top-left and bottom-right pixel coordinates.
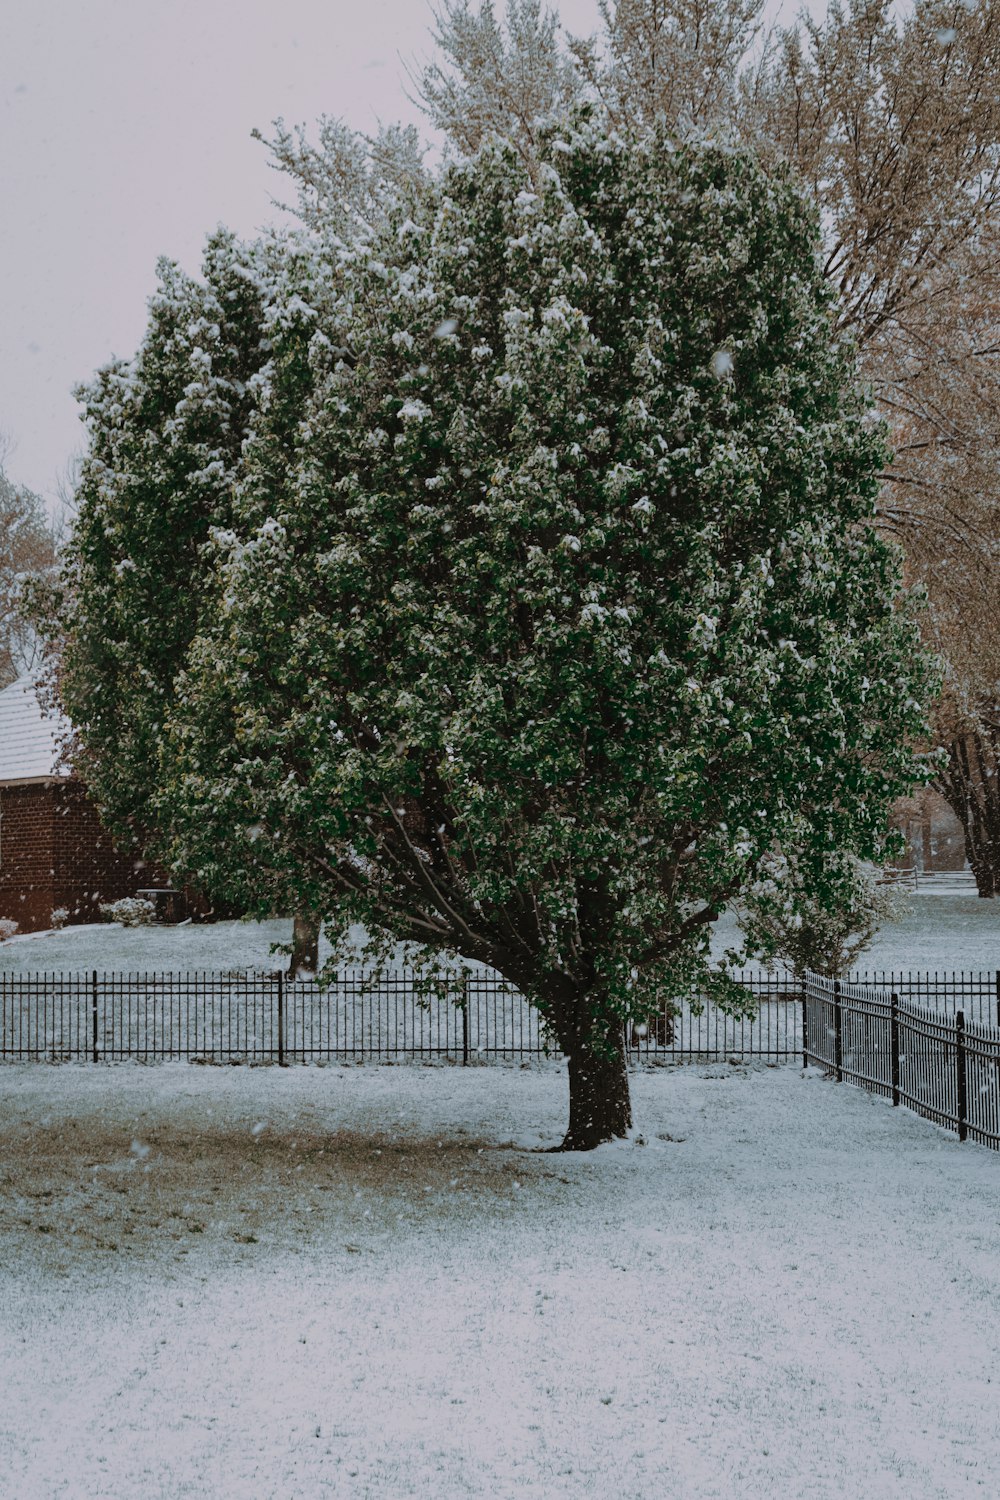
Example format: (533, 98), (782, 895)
(0, 917), (336, 973)
(3, 888), (998, 976)
(1, 1060), (998, 1498)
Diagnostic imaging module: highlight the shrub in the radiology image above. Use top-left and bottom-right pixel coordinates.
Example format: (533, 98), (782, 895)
(738, 854), (910, 978)
(0, 918), (19, 942)
(99, 897), (156, 927)
(50, 907), (69, 930)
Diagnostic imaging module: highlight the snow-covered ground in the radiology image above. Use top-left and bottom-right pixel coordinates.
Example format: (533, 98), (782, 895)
(0, 917), (335, 973)
(1, 1062), (997, 1498)
(3, 887), (998, 975)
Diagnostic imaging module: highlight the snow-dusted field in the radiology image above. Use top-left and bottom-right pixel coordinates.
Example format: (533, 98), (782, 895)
(2, 886), (996, 976)
(2, 885), (997, 1492)
(1, 1061), (998, 1498)
(0, 917), (336, 973)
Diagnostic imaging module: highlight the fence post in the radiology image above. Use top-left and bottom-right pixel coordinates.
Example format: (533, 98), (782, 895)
(801, 979), (809, 1068)
(461, 974), (470, 1066)
(91, 970), (99, 1064)
(277, 971), (285, 1066)
(956, 1010), (968, 1142)
(995, 970), (1000, 1031)
(833, 979), (843, 1082)
(890, 993), (900, 1106)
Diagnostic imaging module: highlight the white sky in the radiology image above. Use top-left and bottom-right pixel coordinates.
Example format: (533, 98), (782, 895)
(1, 0), (799, 508)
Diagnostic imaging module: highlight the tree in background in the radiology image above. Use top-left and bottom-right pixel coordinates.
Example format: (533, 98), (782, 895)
(256, 117), (428, 241)
(746, 0), (1000, 345)
(747, 0), (1000, 887)
(870, 251), (1000, 893)
(413, 0), (578, 164)
(413, 0), (763, 145)
(934, 694), (1000, 896)
(0, 439), (55, 688)
(570, 0), (763, 132)
(149, 126), (932, 1146)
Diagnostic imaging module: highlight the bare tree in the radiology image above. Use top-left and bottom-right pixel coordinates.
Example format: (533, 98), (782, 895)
(935, 697), (1000, 896)
(740, 1), (1000, 891)
(0, 438), (55, 689)
(570, 0), (764, 132)
(744, 0), (1000, 342)
(861, 195), (1000, 899)
(411, 1), (1000, 371)
(254, 117), (428, 239)
(412, 0), (580, 164)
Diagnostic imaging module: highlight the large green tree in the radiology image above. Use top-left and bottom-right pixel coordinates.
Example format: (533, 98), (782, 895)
(145, 124), (932, 1146)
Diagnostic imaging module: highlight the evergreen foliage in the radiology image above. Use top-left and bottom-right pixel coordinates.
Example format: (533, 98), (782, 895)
(412, 0), (1000, 896)
(59, 230), (277, 857)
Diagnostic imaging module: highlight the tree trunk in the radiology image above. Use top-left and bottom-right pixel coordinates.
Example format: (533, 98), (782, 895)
(967, 839), (998, 899)
(938, 728), (1000, 898)
(920, 799), (933, 873)
(556, 1026), (633, 1151)
(288, 910), (321, 978)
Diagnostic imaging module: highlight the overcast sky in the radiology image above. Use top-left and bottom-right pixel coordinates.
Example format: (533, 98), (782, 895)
(2, 0), (800, 509)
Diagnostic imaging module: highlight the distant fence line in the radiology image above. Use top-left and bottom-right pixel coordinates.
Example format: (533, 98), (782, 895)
(804, 973), (1000, 1153)
(3, 968), (1000, 1079)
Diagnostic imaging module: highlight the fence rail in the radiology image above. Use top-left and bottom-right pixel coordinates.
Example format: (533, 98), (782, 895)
(804, 973), (1000, 1152)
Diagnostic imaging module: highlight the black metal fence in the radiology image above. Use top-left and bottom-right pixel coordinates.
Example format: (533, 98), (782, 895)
(0, 969), (539, 1064)
(4, 968), (999, 1098)
(804, 973), (1000, 1152)
(0, 967), (805, 1064)
(632, 970), (803, 1059)
(830, 969), (1000, 1026)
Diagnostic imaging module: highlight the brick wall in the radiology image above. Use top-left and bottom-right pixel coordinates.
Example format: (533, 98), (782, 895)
(0, 778), (173, 933)
(50, 780), (154, 924)
(0, 782), (56, 931)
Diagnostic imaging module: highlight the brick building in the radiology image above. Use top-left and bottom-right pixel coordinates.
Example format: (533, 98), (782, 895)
(0, 678), (151, 932)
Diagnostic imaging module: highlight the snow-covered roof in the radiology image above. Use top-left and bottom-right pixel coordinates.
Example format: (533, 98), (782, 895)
(0, 677), (72, 785)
